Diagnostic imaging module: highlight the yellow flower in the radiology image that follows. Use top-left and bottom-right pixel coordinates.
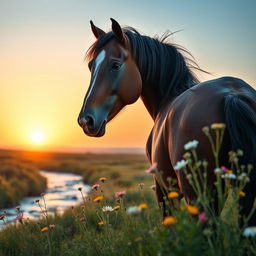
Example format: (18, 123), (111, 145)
(138, 203), (148, 209)
(211, 123), (226, 130)
(162, 216), (177, 226)
(239, 191), (246, 197)
(168, 191), (179, 199)
(113, 205), (121, 210)
(227, 170), (233, 174)
(186, 205), (199, 215)
(93, 196), (103, 203)
(99, 177), (107, 182)
(134, 236), (142, 242)
(41, 227), (49, 232)
(98, 221), (106, 225)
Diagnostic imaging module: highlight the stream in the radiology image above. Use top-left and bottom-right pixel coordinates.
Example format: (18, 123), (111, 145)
(0, 170), (91, 229)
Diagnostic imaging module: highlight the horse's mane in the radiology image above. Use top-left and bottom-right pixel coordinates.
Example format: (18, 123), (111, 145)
(86, 27), (207, 105)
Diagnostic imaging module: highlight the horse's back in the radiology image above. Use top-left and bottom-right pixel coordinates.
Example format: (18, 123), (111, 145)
(166, 76), (256, 164)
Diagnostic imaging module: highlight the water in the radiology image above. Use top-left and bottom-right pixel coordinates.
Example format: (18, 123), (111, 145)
(0, 170), (91, 229)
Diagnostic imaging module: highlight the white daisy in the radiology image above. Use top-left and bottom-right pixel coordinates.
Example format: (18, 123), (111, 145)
(174, 160), (188, 171)
(126, 206), (142, 215)
(184, 140), (199, 150)
(243, 226), (256, 237)
(102, 206), (114, 212)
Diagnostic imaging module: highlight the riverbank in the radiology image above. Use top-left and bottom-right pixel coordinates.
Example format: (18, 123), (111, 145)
(0, 160), (47, 208)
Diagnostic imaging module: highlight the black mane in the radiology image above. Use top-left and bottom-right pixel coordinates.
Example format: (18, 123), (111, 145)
(87, 27), (204, 106)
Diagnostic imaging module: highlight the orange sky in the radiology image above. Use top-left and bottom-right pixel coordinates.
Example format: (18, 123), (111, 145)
(0, 1), (255, 152)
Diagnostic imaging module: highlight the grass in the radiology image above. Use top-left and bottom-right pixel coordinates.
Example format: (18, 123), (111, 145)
(0, 124), (256, 255)
(0, 160), (47, 208)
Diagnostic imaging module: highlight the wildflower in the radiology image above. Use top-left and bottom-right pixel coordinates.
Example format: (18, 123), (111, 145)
(220, 166), (228, 172)
(80, 217), (86, 222)
(16, 212), (24, 223)
(150, 185), (156, 191)
(98, 221), (106, 225)
(174, 160), (187, 171)
(183, 152), (191, 159)
(102, 206), (114, 212)
(49, 224), (56, 228)
(92, 184), (100, 190)
(202, 126), (209, 134)
(162, 216), (177, 226)
(222, 173), (236, 179)
(211, 123), (226, 130)
(145, 162), (158, 174)
(93, 196), (103, 203)
(184, 140), (199, 150)
(243, 227), (256, 237)
(134, 236), (142, 242)
(99, 177), (107, 182)
(186, 205), (199, 215)
(238, 173), (250, 182)
(138, 183), (144, 190)
(186, 174), (192, 181)
(214, 168), (222, 174)
(198, 212), (208, 223)
(168, 191), (179, 199)
(41, 227), (49, 232)
(239, 191), (246, 197)
(115, 191), (126, 198)
(113, 205), (121, 211)
(78, 187), (82, 191)
(237, 149), (243, 156)
(126, 206), (142, 215)
(138, 203), (148, 209)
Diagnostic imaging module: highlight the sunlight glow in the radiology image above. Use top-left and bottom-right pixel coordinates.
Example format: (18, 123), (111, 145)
(30, 131), (45, 144)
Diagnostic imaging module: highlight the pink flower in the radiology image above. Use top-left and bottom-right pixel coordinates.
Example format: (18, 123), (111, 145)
(49, 224), (56, 229)
(80, 217), (86, 222)
(16, 212), (24, 223)
(145, 163), (158, 174)
(221, 166), (228, 172)
(115, 191), (126, 198)
(92, 184), (100, 190)
(198, 212), (208, 223)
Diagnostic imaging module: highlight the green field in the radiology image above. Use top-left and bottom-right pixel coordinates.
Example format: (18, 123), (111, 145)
(0, 144), (255, 255)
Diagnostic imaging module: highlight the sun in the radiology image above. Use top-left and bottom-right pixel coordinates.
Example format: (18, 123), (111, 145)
(30, 131), (45, 144)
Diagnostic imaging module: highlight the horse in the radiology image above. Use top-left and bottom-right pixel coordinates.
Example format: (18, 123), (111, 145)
(78, 18), (256, 225)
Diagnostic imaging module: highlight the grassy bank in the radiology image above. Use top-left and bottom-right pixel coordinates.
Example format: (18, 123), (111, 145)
(0, 160), (47, 208)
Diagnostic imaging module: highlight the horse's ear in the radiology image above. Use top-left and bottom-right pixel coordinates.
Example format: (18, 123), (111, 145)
(90, 20), (105, 39)
(110, 18), (125, 44)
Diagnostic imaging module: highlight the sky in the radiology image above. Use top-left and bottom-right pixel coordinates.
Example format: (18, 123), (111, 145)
(0, 0), (255, 152)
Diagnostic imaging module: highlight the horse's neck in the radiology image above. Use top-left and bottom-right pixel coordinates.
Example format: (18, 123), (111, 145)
(140, 84), (176, 121)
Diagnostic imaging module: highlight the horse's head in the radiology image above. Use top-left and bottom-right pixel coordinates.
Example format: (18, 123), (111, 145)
(78, 18), (142, 137)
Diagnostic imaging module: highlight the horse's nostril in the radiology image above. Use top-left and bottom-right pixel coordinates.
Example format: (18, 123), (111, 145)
(85, 115), (95, 129)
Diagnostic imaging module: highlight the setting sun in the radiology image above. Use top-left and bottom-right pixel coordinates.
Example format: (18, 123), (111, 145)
(30, 131), (45, 144)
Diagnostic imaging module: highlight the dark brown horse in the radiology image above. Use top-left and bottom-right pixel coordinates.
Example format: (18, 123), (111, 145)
(78, 18), (256, 224)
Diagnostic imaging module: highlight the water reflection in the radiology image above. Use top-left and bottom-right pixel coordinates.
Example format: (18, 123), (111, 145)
(0, 170), (90, 228)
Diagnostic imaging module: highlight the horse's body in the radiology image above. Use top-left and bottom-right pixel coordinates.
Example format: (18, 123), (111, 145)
(78, 19), (256, 224)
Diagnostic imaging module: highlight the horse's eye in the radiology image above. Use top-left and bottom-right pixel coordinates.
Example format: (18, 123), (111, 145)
(111, 61), (121, 71)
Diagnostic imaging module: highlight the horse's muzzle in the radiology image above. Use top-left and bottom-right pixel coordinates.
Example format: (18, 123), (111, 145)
(78, 115), (107, 137)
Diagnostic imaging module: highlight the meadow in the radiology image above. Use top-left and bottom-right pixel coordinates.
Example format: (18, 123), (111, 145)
(0, 125), (256, 255)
